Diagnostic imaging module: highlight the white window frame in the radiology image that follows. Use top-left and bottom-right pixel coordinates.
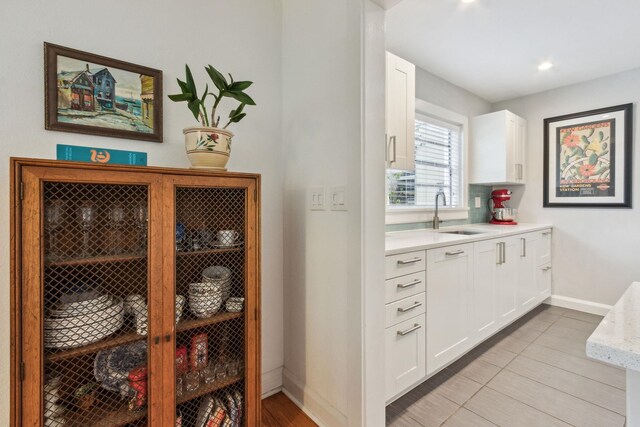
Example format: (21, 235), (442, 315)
(386, 99), (469, 225)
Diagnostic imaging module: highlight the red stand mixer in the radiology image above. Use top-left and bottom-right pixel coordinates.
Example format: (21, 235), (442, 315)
(489, 189), (517, 225)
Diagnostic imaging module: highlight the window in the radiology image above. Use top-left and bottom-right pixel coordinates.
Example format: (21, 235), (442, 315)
(387, 110), (464, 210)
(98, 78), (102, 85)
(106, 80), (110, 88)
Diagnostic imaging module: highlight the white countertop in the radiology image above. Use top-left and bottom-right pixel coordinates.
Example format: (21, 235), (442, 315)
(587, 282), (640, 371)
(385, 223), (553, 255)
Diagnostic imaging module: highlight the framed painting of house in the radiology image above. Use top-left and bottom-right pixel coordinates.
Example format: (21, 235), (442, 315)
(45, 43), (163, 142)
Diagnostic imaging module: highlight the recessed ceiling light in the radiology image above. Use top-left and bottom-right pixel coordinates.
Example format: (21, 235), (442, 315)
(538, 62), (553, 71)
(462, 0), (476, 3)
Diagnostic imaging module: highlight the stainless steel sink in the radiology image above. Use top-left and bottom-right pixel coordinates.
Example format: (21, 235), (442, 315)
(439, 230), (486, 235)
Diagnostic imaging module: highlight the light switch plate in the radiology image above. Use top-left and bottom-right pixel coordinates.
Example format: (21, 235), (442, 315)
(475, 197), (482, 208)
(310, 187), (325, 210)
(330, 185), (347, 211)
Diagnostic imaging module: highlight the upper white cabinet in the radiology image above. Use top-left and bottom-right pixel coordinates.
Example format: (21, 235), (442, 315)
(386, 52), (415, 171)
(471, 110), (527, 185)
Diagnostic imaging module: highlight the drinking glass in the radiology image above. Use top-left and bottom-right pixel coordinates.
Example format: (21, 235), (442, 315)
(109, 202), (126, 254)
(184, 370), (200, 392)
(45, 200), (65, 260)
(133, 201), (148, 253)
(77, 200), (96, 257)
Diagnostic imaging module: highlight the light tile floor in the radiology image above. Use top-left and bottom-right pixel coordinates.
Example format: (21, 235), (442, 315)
(386, 304), (626, 427)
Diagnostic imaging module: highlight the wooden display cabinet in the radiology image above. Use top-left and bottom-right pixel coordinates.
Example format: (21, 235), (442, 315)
(10, 158), (261, 426)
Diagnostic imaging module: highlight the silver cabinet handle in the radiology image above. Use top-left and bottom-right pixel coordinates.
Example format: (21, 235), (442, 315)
(397, 324), (422, 336)
(390, 135), (397, 164)
(518, 164), (523, 180)
(501, 242), (506, 264)
(521, 238), (526, 257)
(397, 257), (421, 265)
(445, 250), (464, 256)
(397, 279), (421, 289)
(542, 231), (552, 236)
(542, 266), (552, 271)
(398, 302), (422, 313)
(496, 243), (502, 265)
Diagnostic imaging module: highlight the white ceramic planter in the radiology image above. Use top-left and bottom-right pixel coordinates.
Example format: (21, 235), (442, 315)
(183, 127), (234, 170)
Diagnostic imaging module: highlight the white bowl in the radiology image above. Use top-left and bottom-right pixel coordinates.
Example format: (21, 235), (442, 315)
(226, 297), (244, 313)
(189, 289), (223, 318)
(202, 266), (231, 281)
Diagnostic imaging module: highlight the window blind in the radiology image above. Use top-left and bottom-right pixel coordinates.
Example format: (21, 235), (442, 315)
(387, 114), (463, 208)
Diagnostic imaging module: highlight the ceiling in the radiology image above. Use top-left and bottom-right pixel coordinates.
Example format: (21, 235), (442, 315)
(385, 0), (640, 103)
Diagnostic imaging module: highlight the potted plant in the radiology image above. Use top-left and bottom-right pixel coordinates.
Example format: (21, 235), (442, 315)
(169, 65), (255, 170)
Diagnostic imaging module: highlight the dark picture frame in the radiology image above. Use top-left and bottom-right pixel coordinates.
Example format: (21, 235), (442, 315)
(543, 103), (633, 208)
(44, 42), (163, 142)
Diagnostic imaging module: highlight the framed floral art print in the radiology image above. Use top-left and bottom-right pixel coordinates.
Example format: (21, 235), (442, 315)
(543, 104), (633, 208)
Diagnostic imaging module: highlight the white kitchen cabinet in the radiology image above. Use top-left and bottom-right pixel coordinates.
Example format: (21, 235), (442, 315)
(537, 229), (552, 266)
(495, 237), (520, 328)
(516, 233), (540, 313)
(386, 51), (415, 171)
(471, 240), (500, 343)
(538, 264), (552, 301)
(470, 110), (527, 185)
(426, 244), (474, 375)
(385, 292), (426, 328)
(385, 314), (426, 400)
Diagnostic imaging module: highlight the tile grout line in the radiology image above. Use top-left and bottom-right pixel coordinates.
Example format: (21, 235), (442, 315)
(477, 384), (580, 427)
(502, 358), (627, 418)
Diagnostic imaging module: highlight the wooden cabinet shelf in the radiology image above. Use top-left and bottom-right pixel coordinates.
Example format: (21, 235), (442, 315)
(177, 374), (243, 405)
(45, 253), (146, 268)
(11, 158), (261, 426)
(177, 246), (244, 257)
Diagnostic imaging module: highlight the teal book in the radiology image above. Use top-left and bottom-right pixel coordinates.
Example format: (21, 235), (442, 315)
(56, 144), (147, 166)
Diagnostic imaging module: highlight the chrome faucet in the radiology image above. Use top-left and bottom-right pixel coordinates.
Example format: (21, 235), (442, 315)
(433, 189), (447, 230)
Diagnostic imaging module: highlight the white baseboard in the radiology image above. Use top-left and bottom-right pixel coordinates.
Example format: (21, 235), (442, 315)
(262, 366), (283, 399)
(282, 368), (347, 427)
(545, 295), (612, 316)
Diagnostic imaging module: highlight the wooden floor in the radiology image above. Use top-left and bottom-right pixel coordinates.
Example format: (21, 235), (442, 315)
(386, 304), (626, 426)
(262, 392), (318, 426)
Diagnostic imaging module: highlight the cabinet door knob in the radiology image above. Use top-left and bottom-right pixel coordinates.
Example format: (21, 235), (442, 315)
(543, 266), (552, 271)
(165, 334), (172, 342)
(154, 336), (160, 345)
(397, 324), (422, 336)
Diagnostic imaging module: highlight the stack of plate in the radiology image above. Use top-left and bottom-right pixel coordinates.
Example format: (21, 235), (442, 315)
(44, 295), (124, 349)
(202, 266), (232, 301)
(189, 282), (223, 318)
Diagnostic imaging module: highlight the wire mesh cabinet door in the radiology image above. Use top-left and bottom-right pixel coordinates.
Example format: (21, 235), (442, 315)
(162, 174), (261, 427)
(17, 165), (165, 427)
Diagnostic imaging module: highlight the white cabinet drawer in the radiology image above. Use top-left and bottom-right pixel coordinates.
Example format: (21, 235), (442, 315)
(386, 292), (426, 328)
(429, 243), (474, 263)
(386, 250), (426, 279)
(385, 271), (426, 304)
(385, 313), (426, 401)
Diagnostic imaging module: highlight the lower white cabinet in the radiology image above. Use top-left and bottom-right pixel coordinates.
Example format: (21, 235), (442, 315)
(538, 263), (552, 300)
(517, 233), (541, 313)
(385, 314), (426, 400)
(496, 237), (519, 328)
(471, 240), (500, 342)
(385, 228), (552, 401)
(426, 244), (474, 375)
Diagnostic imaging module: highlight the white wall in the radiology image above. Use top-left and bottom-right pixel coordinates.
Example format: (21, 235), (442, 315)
(0, 0), (284, 421)
(281, 0), (366, 425)
(414, 67), (493, 118)
(495, 68), (640, 306)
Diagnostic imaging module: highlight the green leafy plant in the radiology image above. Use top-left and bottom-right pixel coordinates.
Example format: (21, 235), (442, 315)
(169, 64), (255, 129)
